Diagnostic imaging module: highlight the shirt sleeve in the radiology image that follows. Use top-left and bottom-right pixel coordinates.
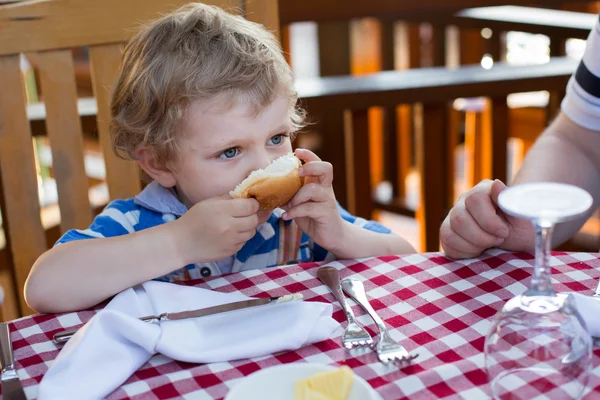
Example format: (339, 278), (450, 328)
(561, 14), (600, 131)
(311, 203), (393, 262)
(54, 199), (142, 246)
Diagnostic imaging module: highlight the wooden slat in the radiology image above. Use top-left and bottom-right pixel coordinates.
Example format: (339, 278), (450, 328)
(417, 103), (448, 252)
(89, 44), (141, 200)
(0, 0), (242, 56)
(277, 0), (573, 25)
(315, 21), (351, 209)
(318, 22), (351, 77)
(430, 26), (447, 67)
(489, 96), (509, 182)
(280, 24), (292, 66)
(548, 36), (567, 125)
(0, 248), (20, 321)
(459, 27), (484, 65)
(395, 22), (420, 202)
(452, 6), (596, 40)
(37, 50), (92, 233)
(344, 109), (372, 219)
(0, 174), (21, 321)
(380, 22), (398, 195)
(244, 0), (280, 41)
(465, 110), (484, 187)
(446, 106), (461, 204)
(297, 57), (576, 110)
(0, 55), (47, 315)
(380, 20), (401, 199)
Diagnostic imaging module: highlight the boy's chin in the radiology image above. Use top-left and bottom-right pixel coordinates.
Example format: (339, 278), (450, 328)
(257, 210), (272, 224)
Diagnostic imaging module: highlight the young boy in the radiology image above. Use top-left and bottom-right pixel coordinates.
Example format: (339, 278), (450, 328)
(24, 3), (415, 314)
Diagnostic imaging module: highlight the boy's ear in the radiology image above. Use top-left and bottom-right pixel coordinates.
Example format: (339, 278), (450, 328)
(135, 148), (177, 188)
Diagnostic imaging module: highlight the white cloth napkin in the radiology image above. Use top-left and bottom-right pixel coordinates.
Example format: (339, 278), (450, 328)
(38, 281), (340, 400)
(569, 292), (600, 337)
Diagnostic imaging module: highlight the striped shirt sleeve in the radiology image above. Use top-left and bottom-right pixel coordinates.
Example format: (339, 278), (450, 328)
(54, 199), (142, 246)
(561, 14), (600, 131)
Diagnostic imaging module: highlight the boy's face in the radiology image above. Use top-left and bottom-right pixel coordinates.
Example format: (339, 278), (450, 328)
(171, 94), (294, 223)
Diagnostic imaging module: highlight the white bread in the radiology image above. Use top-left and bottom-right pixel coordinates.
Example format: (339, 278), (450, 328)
(229, 153), (304, 210)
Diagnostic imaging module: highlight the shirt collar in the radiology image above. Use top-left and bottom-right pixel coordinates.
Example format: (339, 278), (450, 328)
(133, 181), (188, 217)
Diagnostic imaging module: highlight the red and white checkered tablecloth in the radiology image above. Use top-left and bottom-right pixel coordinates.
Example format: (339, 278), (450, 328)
(4, 250), (600, 399)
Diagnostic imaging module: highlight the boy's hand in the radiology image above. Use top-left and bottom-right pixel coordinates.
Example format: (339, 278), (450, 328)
(281, 148), (345, 250)
(440, 179), (535, 259)
(173, 195), (260, 264)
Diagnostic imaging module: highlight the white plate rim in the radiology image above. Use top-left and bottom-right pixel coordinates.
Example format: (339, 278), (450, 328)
(224, 362), (381, 400)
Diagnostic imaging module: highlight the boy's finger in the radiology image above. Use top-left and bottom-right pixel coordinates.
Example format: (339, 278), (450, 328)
(237, 228), (258, 243)
(282, 202), (321, 221)
(236, 213), (260, 230)
(294, 148), (321, 163)
(299, 161), (333, 186)
(228, 197), (260, 216)
(285, 183), (329, 209)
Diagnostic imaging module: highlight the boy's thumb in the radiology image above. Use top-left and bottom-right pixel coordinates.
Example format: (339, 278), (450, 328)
(219, 193), (234, 201)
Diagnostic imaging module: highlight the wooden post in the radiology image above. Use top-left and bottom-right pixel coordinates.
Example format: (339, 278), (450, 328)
(417, 103), (448, 252)
(317, 21), (351, 208)
(344, 109), (373, 219)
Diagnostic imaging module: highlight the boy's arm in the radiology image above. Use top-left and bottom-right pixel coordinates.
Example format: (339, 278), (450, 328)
(25, 223), (184, 313)
(328, 221), (415, 259)
(25, 196), (260, 314)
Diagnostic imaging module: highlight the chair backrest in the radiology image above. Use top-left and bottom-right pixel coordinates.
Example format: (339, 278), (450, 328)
(0, 0), (244, 317)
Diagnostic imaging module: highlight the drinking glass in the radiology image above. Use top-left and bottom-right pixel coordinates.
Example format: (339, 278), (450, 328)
(484, 182), (594, 400)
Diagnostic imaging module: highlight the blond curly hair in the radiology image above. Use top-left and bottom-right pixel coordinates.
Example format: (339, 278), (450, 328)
(110, 2), (305, 168)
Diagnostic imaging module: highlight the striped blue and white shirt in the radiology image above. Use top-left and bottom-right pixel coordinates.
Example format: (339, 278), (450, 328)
(56, 181), (392, 282)
(562, 14), (600, 130)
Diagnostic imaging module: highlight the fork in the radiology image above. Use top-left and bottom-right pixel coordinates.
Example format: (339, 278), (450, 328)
(341, 278), (418, 364)
(317, 266), (374, 349)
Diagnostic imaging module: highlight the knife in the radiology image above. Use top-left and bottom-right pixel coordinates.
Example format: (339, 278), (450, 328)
(0, 322), (26, 400)
(53, 293), (303, 344)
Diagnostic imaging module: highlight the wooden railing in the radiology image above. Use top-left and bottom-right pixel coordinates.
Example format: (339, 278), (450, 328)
(296, 57), (578, 251)
(275, 0), (586, 25)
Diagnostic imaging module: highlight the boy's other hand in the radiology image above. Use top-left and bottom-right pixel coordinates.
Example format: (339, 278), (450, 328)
(174, 195), (260, 264)
(440, 179), (535, 259)
(281, 148), (345, 250)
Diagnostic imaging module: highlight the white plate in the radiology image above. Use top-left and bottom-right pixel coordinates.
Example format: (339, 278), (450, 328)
(225, 363), (382, 400)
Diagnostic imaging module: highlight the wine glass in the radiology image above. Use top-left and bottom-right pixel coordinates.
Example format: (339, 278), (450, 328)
(484, 182), (594, 400)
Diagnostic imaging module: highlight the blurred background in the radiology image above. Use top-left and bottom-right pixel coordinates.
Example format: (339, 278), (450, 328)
(0, 0), (599, 319)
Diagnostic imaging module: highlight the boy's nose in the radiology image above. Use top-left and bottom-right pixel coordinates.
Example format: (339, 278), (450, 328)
(248, 150), (273, 173)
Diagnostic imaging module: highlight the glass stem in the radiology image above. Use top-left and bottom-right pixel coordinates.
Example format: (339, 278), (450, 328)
(525, 220), (555, 296)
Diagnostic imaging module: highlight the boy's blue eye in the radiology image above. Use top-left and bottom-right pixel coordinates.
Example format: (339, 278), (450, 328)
(221, 148), (238, 159)
(269, 134), (286, 145)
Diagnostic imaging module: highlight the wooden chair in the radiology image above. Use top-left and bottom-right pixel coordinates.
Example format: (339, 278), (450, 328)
(0, 0), (250, 318)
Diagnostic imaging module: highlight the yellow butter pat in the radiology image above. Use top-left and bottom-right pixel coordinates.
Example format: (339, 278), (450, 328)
(294, 366), (354, 400)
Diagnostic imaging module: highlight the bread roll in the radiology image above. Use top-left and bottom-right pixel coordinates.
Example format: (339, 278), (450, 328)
(229, 153), (304, 210)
